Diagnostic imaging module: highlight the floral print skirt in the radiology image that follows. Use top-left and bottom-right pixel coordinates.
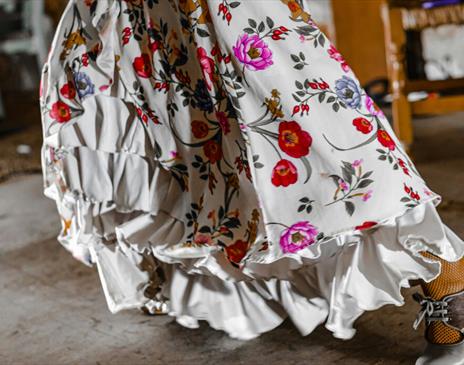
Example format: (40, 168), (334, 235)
(40, 0), (464, 340)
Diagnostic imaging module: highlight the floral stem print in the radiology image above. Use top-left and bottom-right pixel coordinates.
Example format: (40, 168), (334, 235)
(222, 208), (260, 267)
(295, 74), (424, 180)
(41, 0), (443, 294)
(401, 183), (422, 208)
(244, 90), (313, 187)
(291, 51), (309, 70)
(292, 78), (344, 115)
(186, 173), (241, 242)
(298, 197), (315, 214)
(326, 160), (374, 216)
(217, 1), (242, 25)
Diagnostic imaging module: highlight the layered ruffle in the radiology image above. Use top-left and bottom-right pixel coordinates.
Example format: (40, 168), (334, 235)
(44, 155), (464, 339)
(90, 199), (464, 340)
(41, 120), (464, 340)
(39, 0), (464, 342)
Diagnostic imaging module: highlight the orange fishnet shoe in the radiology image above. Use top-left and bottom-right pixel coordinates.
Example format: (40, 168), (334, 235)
(413, 252), (464, 365)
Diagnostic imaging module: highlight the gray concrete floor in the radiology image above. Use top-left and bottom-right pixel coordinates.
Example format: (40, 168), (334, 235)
(1, 113), (464, 365)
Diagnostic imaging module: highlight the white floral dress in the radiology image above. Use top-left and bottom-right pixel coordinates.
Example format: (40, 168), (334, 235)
(40, 0), (464, 340)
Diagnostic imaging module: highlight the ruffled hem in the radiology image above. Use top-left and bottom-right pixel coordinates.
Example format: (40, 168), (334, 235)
(41, 124), (464, 339)
(38, 0), (464, 340)
(78, 199), (464, 340)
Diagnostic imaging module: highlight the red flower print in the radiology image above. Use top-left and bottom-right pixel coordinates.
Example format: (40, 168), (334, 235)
(197, 47), (216, 90)
(203, 140), (222, 164)
(278, 121), (312, 158)
(317, 81), (330, 90)
(308, 82), (319, 90)
(149, 39), (160, 53)
(225, 239), (249, 265)
(191, 120), (209, 139)
(193, 233), (213, 246)
(81, 53), (89, 67)
(377, 130), (396, 150)
(258, 241), (269, 252)
(136, 107), (148, 123)
(146, 107), (160, 124)
(133, 53), (152, 78)
(352, 117), (373, 134)
(216, 111), (230, 135)
(355, 221), (378, 231)
(49, 101), (71, 123)
(398, 158), (410, 176)
(404, 183), (411, 194)
(60, 82), (76, 99)
(122, 27), (131, 46)
(404, 183), (421, 201)
(272, 30), (283, 41)
(271, 159), (298, 187)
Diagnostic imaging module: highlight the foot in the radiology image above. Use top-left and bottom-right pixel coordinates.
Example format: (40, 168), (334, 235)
(413, 290), (464, 365)
(416, 342), (464, 365)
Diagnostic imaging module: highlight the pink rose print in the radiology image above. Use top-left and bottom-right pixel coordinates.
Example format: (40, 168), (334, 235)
(338, 178), (349, 192)
(233, 33), (273, 71)
(197, 47), (216, 90)
(193, 233), (213, 246)
(362, 189), (373, 202)
(280, 221), (318, 253)
(365, 96), (385, 118)
(328, 45), (350, 73)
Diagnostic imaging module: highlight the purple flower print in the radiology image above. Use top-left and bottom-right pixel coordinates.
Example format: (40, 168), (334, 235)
(280, 221), (318, 253)
(73, 72), (95, 99)
(335, 76), (361, 109)
(233, 33), (273, 71)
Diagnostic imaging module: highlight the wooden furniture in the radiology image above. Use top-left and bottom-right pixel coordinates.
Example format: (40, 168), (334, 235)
(332, 0), (388, 85)
(381, 0), (464, 149)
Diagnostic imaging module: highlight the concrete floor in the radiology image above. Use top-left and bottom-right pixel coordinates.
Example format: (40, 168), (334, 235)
(1, 113), (464, 365)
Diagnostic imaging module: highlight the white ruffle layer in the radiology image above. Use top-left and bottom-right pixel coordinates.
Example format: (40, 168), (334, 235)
(40, 0), (464, 341)
(42, 140), (464, 340)
(85, 199), (463, 340)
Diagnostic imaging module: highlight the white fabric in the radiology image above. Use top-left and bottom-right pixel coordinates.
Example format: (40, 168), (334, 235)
(39, 0), (464, 341)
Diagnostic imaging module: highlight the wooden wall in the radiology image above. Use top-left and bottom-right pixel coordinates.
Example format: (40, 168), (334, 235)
(332, 0), (388, 85)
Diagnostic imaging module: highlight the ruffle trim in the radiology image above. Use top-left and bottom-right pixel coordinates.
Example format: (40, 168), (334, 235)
(49, 185), (464, 339)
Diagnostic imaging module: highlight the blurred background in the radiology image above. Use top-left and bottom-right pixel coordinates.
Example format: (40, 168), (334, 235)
(0, 0), (67, 181)
(0, 1), (463, 364)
